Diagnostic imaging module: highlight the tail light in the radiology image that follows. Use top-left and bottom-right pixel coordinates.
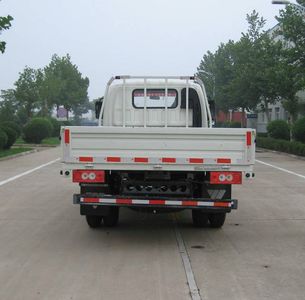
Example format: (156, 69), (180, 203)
(72, 170), (105, 183)
(210, 172), (242, 184)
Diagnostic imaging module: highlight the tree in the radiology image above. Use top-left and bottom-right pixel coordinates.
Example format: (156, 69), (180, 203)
(14, 67), (41, 121)
(275, 5), (305, 125)
(0, 5), (13, 54)
(197, 11), (286, 125)
(5, 54), (90, 123)
(43, 54), (90, 119)
(198, 41), (237, 112)
(0, 89), (18, 122)
(197, 51), (216, 102)
(296, 0), (305, 7)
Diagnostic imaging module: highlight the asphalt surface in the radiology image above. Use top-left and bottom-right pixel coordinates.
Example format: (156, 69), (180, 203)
(0, 147), (305, 300)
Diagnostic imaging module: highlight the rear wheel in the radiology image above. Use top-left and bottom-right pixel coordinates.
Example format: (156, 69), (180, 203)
(86, 215), (102, 228)
(192, 210), (209, 227)
(208, 213), (226, 228)
(103, 207), (120, 227)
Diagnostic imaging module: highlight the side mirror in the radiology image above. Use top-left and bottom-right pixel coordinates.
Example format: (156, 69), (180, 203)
(95, 97), (103, 119)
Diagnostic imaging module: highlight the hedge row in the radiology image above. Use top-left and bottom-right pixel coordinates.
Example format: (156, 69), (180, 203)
(215, 121), (241, 128)
(256, 137), (305, 157)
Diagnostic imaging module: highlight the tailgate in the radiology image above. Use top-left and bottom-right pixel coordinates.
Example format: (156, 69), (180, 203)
(61, 126), (255, 172)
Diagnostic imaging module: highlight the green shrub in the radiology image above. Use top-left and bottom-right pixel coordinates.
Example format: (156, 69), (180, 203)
(46, 117), (61, 137)
(293, 117), (305, 143)
(0, 121), (22, 138)
(0, 126), (17, 149)
(0, 129), (8, 150)
(215, 121), (242, 128)
(267, 120), (290, 140)
(257, 137), (305, 156)
(23, 118), (53, 144)
(59, 120), (74, 126)
(33, 118), (53, 137)
(229, 121), (242, 128)
(257, 132), (268, 138)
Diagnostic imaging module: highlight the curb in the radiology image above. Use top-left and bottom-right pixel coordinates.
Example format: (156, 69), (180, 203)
(14, 144), (58, 148)
(0, 148), (47, 162)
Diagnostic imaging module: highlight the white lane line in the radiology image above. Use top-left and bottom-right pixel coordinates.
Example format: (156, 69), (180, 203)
(0, 158), (60, 187)
(256, 159), (305, 180)
(173, 218), (202, 300)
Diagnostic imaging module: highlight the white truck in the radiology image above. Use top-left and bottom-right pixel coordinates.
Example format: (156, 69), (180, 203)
(61, 76), (255, 228)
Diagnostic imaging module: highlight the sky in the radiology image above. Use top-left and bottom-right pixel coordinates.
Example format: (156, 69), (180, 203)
(0, 0), (287, 100)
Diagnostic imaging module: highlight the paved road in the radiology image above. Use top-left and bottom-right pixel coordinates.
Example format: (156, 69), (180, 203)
(0, 147), (305, 300)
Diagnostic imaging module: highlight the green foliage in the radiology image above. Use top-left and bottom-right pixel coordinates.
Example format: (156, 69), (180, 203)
(0, 14), (13, 53)
(228, 121), (242, 128)
(10, 54), (90, 122)
(257, 132), (268, 138)
(267, 120), (290, 140)
(292, 117), (305, 143)
(0, 147), (32, 158)
(46, 117), (61, 137)
(59, 120), (74, 126)
(0, 129), (8, 149)
(0, 89), (19, 123)
(215, 121), (241, 128)
(0, 126), (17, 149)
(197, 11), (283, 115)
(275, 5), (305, 122)
(41, 137), (60, 145)
(14, 67), (41, 122)
(43, 54), (90, 117)
(23, 118), (52, 144)
(0, 121), (21, 137)
(257, 137), (305, 156)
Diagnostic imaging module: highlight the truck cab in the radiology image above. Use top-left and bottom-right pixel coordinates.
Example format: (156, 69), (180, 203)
(98, 76), (211, 128)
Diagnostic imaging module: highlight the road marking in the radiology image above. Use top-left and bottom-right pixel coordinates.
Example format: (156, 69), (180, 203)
(0, 158), (60, 187)
(256, 159), (305, 180)
(173, 216), (202, 300)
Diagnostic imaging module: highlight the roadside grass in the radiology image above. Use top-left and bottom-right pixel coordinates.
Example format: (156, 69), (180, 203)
(15, 137), (60, 146)
(0, 147), (33, 159)
(41, 137), (60, 145)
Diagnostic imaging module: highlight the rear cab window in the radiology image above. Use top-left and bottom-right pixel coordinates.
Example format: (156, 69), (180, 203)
(132, 89), (178, 109)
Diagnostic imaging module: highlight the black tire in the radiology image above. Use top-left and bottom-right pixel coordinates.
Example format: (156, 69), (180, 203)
(103, 207), (119, 227)
(209, 213), (226, 228)
(192, 210), (209, 227)
(86, 215), (102, 228)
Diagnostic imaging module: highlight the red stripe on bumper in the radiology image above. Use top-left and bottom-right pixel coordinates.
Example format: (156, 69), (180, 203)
(214, 202), (230, 207)
(116, 198), (132, 204)
(82, 198), (100, 203)
(182, 201), (198, 206)
(149, 200), (166, 205)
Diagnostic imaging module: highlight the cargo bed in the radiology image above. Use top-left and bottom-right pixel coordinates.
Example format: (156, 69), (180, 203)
(61, 126), (255, 173)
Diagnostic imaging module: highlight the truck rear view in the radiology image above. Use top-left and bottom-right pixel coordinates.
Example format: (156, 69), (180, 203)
(61, 76), (255, 228)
